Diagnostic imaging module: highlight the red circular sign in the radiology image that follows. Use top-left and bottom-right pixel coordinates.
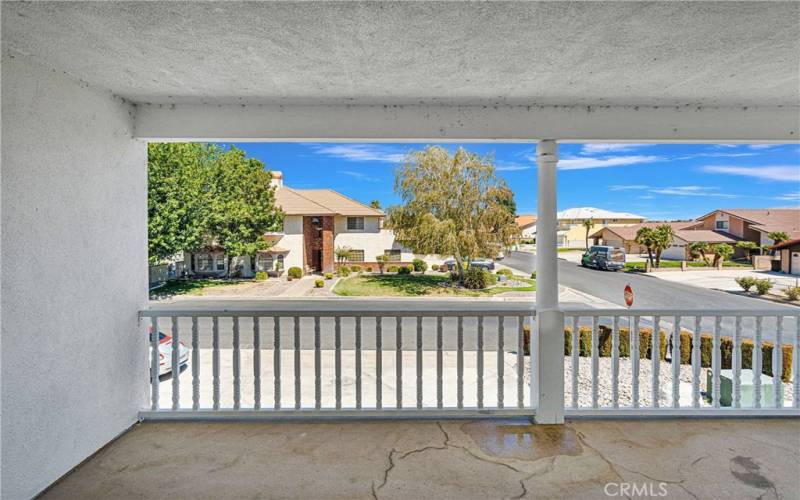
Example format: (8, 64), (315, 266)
(624, 284), (634, 307)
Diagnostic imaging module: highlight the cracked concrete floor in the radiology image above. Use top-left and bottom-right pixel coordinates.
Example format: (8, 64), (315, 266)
(42, 419), (799, 499)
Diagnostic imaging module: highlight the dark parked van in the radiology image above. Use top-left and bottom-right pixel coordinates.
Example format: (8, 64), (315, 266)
(580, 246), (626, 271)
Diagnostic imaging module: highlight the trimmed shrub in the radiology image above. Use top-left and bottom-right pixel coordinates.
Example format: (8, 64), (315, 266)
(431, 263), (440, 271)
(530, 271), (537, 279)
(314, 279), (324, 288)
(324, 272), (333, 280)
(496, 268), (514, 277)
(338, 265), (351, 277)
(365, 266), (373, 272)
(754, 278), (772, 295)
(255, 271), (268, 281)
(287, 266), (303, 279)
(412, 258), (427, 273)
(351, 265), (362, 273)
(449, 271), (460, 282)
(398, 265), (412, 275)
(785, 286), (800, 301)
(388, 265), (399, 273)
(735, 276), (756, 292)
(463, 267), (490, 289)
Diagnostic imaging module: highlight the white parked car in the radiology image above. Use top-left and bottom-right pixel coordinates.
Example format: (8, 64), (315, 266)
(150, 329), (190, 376)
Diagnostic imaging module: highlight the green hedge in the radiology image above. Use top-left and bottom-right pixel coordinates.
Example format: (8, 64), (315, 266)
(522, 325), (792, 382)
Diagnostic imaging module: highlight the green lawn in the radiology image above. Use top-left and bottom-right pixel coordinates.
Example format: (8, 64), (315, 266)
(150, 279), (247, 298)
(624, 260), (752, 272)
(333, 273), (536, 297)
(558, 247), (586, 253)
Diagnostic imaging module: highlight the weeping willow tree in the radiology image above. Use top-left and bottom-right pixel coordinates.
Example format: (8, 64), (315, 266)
(387, 146), (519, 283)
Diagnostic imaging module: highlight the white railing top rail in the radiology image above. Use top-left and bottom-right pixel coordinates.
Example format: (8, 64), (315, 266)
(140, 307), (536, 318)
(562, 307), (798, 317)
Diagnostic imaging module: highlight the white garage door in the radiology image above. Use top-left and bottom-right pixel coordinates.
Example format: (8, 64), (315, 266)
(792, 251), (800, 276)
(661, 244), (686, 261)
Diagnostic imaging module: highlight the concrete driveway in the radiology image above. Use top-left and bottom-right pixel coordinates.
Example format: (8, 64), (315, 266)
(650, 269), (800, 292)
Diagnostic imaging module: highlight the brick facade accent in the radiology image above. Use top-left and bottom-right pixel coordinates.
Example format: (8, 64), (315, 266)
(303, 215), (335, 273)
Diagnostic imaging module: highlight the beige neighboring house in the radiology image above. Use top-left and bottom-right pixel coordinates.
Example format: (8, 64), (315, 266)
(556, 207), (645, 248)
(186, 172), (414, 276)
(515, 214), (537, 240)
(693, 208), (800, 250)
(590, 221), (737, 260)
(771, 238), (800, 276)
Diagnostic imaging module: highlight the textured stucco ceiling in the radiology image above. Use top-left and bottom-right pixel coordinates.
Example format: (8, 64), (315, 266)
(3, 1), (799, 107)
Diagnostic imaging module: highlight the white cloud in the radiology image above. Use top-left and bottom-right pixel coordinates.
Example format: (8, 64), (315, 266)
(648, 185), (737, 198)
(308, 144), (408, 163)
(700, 165), (800, 182)
(558, 155), (663, 170)
(609, 184), (650, 191)
(638, 195), (655, 199)
(580, 144), (653, 154)
(675, 152), (756, 160)
(748, 144), (779, 150)
(337, 170), (380, 182)
(775, 191), (800, 202)
(495, 161), (531, 172)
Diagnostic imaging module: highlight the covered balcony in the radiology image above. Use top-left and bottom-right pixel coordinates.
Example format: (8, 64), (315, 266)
(3, 2), (799, 499)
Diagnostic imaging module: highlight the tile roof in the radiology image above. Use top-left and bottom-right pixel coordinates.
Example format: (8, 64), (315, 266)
(516, 214), (537, 228)
(674, 229), (738, 243)
(275, 188), (383, 216)
(590, 221), (699, 241)
(557, 207), (645, 220)
(699, 208), (800, 238)
(771, 238), (800, 250)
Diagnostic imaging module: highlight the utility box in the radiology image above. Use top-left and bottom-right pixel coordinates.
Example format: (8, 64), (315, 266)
(706, 369), (774, 407)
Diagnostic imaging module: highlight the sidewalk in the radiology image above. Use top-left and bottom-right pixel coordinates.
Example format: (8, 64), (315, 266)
(648, 269), (800, 291)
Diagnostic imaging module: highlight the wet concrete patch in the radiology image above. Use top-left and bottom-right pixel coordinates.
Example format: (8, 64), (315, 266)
(730, 456), (775, 490)
(461, 421), (582, 461)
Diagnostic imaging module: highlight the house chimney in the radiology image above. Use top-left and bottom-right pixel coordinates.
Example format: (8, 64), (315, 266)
(270, 170), (284, 189)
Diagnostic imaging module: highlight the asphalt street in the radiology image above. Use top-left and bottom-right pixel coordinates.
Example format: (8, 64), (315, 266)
(503, 251), (798, 342)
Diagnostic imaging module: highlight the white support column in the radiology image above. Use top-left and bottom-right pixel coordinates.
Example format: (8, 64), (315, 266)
(533, 139), (565, 424)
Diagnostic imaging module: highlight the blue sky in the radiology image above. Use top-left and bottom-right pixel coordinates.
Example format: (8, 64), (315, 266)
(224, 142), (800, 220)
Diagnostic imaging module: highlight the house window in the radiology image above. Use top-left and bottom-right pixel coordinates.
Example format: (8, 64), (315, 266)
(347, 217), (364, 230)
(215, 256), (226, 271)
(384, 249), (402, 261)
(347, 249), (365, 262)
(716, 221), (729, 230)
(276, 254), (285, 269)
(259, 254), (273, 271)
(197, 254), (213, 271)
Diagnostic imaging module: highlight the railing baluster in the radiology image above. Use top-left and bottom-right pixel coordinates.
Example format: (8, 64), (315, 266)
(314, 316), (321, 410)
(753, 316), (762, 408)
(672, 316), (681, 408)
(477, 316), (484, 409)
(335, 317), (342, 410)
(457, 316), (464, 409)
(692, 316), (701, 408)
(212, 316), (220, 410)
(253, 317), (261, 410)
(652, 315), (661, 408)
(171, 317), (180, 410)
(591, 316), (599, 409)
(376, 317), (383, 409)
(436, 317), (443, 409)
(233, 317), (241, 410)
(571, 316), (579, 409)
(612, 316), (620, 409)
(632, 316), (640, 409)
(274, 316), (281, 410)
(517, 316), (525, 408)
(192, 317), (199, 411)
(294, 317), (301, 410)
(774, 316), (783, 409)
(794, 316), (800, 409)
(396, 317), (403, 409)
(355, 317), (362, 410)
(733, 316), (742, 408)
(416, 316), (423, 409)
(712, 316), (721, 408)
(497, 316), (505, 408)
(150, 317), (160, 411)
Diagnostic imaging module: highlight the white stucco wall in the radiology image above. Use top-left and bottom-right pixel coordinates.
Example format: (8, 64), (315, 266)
(1, 51), (147, 499)
(333, 216), (413, 261)
(275, 215), (304, 270)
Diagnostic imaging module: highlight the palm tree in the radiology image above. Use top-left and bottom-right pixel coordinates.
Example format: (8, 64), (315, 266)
(582, 218), (596, 249)
(711, 243), (733, 267)
(689, 242), (711, 266)
(334, 246), (352, 264)
(652, 224), (675, 268)
(635, 227), (656, 268)
(768, 231), (789, 244)
(370, 200), (381, 209)
(736, 240), (758, 259)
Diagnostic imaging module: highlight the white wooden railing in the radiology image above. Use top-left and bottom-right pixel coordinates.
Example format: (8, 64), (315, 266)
(140, 307), (800, 420)
(140, 308), (534, 419)
(562, 308), (800, 416)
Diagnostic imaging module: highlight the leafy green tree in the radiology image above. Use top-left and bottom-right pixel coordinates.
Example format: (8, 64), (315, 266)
(768, 231), (789, 244)
(651, 224), (675, 268)
(711, 243), (734, 266)
(335, 246), (352, 264)
(148, 143), (214, 264)
(582, 218), (596, 249)
(369, 200), (381, 209)
(375, 254), (388, 274)
(207, 147), (284, 275)
(387, 146), (518, 283)
(736, 240), (758, 259)
(635, 227), (657, 267)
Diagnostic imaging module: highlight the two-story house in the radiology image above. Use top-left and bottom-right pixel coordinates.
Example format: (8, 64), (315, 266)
(694, 208), (800, 256)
